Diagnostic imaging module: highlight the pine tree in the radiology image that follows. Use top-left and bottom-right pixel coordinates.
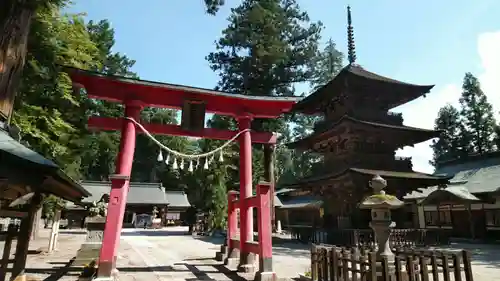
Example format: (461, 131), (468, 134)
(289, 38), (343, 178)
(430, 104), (468, 165)
(459, 72), (497, 154)
(309, 38), (344, 90)
(494, 125), (500, 151)
(205, 0), (322, 223)
(206, 0), (323, 159)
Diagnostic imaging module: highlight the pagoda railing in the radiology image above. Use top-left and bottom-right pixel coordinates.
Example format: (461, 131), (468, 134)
(314, 112), (403, 132)
(288, 227), (451, 248)
(393, 156), (413, 170)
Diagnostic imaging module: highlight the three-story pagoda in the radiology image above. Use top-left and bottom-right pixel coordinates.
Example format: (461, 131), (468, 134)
(286, 6), (451, 228)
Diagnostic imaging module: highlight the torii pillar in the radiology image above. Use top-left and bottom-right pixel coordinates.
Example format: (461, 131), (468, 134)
(237, 115), (255, 271)
(97, 101), (142, 279)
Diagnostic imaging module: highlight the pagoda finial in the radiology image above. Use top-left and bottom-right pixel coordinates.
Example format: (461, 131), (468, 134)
(347, 5), (357, 65)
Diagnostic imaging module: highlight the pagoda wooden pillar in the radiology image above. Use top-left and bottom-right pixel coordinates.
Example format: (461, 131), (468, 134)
(237, 115), (255, 271)
(97, 101), (142, 279)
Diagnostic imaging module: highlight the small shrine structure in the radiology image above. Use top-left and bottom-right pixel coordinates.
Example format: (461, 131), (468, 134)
(0, 117), (90, 281)
(68, 67), (299, 280)
(284, 7), (451, 229)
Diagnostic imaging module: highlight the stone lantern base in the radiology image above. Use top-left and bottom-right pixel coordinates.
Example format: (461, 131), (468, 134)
(74, 216), (106, 266)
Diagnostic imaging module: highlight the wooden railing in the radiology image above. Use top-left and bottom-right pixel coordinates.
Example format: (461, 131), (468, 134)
(311, 244), (474, 281)
(0, 225), (18, 281)
(290, 228), (451, 247)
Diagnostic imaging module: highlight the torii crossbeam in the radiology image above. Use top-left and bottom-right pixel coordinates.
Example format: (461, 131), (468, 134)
(68, 67), (299, 281)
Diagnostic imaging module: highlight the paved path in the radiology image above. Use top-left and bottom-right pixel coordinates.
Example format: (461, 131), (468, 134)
(5, 227), (500, 280)
(116, 227), (309, 280)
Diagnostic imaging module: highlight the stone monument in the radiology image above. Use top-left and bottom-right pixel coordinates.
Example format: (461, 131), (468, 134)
(359, 175), (404, 262)
(74, 195), (109, 267)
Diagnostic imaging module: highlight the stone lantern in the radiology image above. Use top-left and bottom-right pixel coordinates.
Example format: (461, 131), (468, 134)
(360, 175), (404, 262)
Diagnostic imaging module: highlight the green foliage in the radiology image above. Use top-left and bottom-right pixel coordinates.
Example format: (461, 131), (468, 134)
(13, 5), (101, 179)
(459, 72), (497, 154)
(309, 38), (344, 90)
(77, 19), (138, 181)
(430, 104), (468, 164)
(42, 195), (64, 220)
(431, 72), (498, 166)
(204, 0), (226, 15)
(206, 0), (324, 187)
(281, 39), (343, 182)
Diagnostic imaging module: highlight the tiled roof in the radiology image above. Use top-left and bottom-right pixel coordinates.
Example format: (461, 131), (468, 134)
(279, 196), (322, 209)
(404, 154), (500, 199)
(287, 115), (439, 149)
(287, 168), (449, 188)
(0, 131), (90, 200)
(80, 181), (191, 208)
(273, 195), (283, 207)
(0, 130), (58, 168)
(275, 188), (296, 195)
(165, 190), (191, 208)
(292, 64), (434, 114)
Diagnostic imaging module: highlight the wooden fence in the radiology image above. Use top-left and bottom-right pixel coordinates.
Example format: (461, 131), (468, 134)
(311, 244), (474, 281)
(0, 225), (19, 281)
(291, 228), (451, 247)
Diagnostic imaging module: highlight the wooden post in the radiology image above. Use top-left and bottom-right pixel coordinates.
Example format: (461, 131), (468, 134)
(48, 209), (61, 253)
(467, 203), (475, 240)
(11, 192), (43, 279)
(263, 144), (275, 231)
(30, 208), (42, 241)
(0, 225), (17, 281)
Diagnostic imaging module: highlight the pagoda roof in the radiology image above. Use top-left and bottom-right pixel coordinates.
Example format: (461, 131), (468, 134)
(286, 167), (451, 188)
(292, 64), (434, 114)
(66, 67), (300, 118)
(287, 115), (440, 150)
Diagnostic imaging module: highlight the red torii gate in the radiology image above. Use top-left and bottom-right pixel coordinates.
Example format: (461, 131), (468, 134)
(68, 68), (298, 280)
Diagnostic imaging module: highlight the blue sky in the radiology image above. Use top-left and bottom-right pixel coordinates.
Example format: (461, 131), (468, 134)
(68, 0), (500, 173)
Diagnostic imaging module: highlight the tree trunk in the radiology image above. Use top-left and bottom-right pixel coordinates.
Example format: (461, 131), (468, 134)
(0, 1), (35, 123)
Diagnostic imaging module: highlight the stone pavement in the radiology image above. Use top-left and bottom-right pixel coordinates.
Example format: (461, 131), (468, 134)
(3, 227), (500, 281)
(1, 228), (87, 281)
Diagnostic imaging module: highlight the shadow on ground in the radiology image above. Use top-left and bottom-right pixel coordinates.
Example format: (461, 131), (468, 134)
(121, 230), (191, 237)
(194, 235), (310, 259)
(58, 230), (87, 235)
(24, 258), (256, 281)
(428, 243), (500, 269)
(16, 258), (80, 281)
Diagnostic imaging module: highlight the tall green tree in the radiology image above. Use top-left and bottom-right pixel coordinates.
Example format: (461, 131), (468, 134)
(430, 104), (469, 165)
(202, 0), (324, 227)
(206, 0), (323, 180)
(284, 38), (343, 180)
(77, 19), (139, 181)
(12, 5), (100, 179)
(309, 38), (344, 90)
(459, 72), (497, 154)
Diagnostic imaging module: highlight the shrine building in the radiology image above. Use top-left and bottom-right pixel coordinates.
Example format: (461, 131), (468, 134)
(404, 152), (500, 242)
(63, 181), (190, 228)
(0, 129), (91, 280)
